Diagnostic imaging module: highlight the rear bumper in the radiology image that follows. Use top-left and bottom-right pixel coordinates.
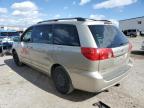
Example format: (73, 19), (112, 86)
(69, 60), (133, 92)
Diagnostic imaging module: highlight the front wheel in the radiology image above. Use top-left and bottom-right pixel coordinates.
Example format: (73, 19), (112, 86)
(52, 66), (73, 94)
(12, 50), (23, 66)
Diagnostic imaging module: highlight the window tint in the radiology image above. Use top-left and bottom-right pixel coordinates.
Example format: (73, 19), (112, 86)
(89, 25), (128, 48)
(32, 25), (52, 44)
(53, 24), (80, 46)
(22, 28), (32, 42)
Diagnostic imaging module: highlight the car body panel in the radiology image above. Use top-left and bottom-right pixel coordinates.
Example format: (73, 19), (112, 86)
(29, 43), (54, 74)
(19, 42), (31, 64)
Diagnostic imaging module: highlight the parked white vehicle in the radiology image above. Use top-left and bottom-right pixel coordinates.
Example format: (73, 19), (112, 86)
(1, 36), (20, 54)
(12, 17), (133, 94)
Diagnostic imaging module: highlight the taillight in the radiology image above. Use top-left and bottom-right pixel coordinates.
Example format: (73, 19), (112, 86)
(81, 48), (99, 61)
(98, 48), (114, 60)
(128, 42), (132, 52)
(81, 47), (114, 61)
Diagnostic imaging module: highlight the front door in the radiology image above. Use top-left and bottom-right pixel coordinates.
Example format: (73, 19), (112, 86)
(30, 25), (54, 74)
(20, 27), (33, 64)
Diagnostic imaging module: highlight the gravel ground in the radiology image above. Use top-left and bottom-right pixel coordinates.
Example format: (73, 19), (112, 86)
(0, 36), (144, 108)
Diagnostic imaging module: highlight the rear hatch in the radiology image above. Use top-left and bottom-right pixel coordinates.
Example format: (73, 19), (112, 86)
(89, 25), (132, 80)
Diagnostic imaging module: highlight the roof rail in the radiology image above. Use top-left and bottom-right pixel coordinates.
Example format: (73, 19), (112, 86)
(37, 17), (86, 24)
(37, 17), (112, 24)
(88, 18), (112, 23)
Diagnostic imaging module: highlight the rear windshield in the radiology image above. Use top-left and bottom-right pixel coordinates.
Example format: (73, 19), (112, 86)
(0, 32), (19, 36)
(88, 25), (128, 48)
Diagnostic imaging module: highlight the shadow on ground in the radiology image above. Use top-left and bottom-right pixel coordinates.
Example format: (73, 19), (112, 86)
(4, 59), (99, 102)
(131, 50), (144, 59)
(131, 50), (144, 55)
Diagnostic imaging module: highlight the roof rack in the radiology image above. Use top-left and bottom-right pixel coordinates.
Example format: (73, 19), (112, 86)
(37, 17), (86, 24)
(37, 17), (112, 24)
(89, 19), (111, 23)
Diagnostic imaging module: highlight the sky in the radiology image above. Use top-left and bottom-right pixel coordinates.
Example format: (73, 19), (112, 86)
(0, 0), (144, 27)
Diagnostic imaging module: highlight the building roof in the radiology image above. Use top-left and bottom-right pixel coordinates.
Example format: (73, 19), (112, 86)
(119, 16), (144, 21)
(0, 30), (17, 32)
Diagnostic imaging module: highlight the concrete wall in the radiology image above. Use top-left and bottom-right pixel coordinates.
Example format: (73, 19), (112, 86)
(119, 17), (144, 32)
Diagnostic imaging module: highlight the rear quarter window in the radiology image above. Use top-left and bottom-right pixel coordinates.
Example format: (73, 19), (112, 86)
(53, 24), (80, 46)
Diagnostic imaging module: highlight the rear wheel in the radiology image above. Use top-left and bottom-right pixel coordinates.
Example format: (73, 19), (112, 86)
(52, 66), (73, 94)
(12, 50), (23, 66)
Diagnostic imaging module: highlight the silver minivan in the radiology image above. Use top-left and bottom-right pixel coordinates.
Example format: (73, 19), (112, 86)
(12, 18), (133, 94)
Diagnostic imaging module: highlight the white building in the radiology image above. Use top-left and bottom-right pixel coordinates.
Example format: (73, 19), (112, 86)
(119, 16), (144, 32)
(0, 25), (26, 31)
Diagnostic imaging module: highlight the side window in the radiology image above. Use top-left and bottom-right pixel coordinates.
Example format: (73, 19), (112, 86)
(22, 28), (32, 42)
(53, 24), (80, 46)
(32, 25), (52, 44)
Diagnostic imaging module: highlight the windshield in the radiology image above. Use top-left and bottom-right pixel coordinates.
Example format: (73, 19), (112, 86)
(88, 25), (129, 48)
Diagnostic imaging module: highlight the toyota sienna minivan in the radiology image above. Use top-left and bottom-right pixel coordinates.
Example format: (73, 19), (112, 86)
(12, 17), (133, 94)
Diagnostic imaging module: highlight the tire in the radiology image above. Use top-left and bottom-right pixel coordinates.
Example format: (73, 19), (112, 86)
(12, 51), (23, 66)
(52, 66), (73, 94)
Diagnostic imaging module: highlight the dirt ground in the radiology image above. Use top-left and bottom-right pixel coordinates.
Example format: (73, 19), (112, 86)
(0, 36), (144, 108)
